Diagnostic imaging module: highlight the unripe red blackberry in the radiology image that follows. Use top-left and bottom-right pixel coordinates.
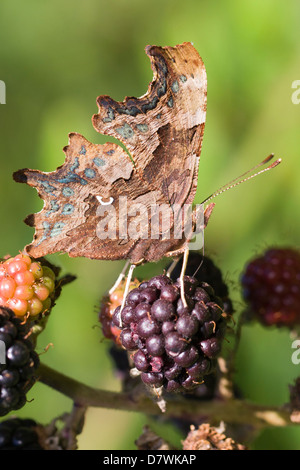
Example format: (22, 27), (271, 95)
(98, 278), (140, 346)
(241, 248), (300, 327)
(168, 253), (233, 316)
(112, 274), (227, 393)
(0, 253), (56, 319)
(0, 417), (44, 450)
(0, 306), (39, 416)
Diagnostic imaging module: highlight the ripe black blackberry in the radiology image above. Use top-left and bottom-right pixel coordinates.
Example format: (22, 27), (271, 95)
(112, 274), (227, 393)
(0, 306), (39, 416)
(241, 248), (300, 327)
(168, 253), (233, 316)
(0, 417), (43, 450)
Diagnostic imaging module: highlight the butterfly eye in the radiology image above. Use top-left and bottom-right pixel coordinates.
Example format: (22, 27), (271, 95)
(96, 196), (114, 206)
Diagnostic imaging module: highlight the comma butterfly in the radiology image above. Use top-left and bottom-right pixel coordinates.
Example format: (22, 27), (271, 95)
(13, 43), (280, 305)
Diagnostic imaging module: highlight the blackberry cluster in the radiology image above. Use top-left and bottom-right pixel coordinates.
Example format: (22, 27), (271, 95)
(168, 253), (233, 316)
(0, 307), (39, 416)
(0, 417), (43, 450)
(112, 275), (227, 393)
(0, 253), (56, 318)
(241, 248), (300, 327)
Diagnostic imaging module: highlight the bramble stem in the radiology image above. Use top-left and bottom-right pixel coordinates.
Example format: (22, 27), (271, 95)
(37, 362), (294, 430)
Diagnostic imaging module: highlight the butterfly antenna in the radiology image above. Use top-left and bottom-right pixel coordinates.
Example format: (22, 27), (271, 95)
(201, 154), (281, 204)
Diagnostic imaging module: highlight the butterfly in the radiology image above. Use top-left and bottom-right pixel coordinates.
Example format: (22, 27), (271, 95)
(13, 42), (280, 305)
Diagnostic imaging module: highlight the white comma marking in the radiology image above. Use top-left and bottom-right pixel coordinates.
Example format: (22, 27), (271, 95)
(96, 195), (114, 205)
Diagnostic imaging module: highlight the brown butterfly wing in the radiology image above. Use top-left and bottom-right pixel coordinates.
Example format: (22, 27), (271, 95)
(93, 42), (207, 208)
(13, 43), (208, 263)
(14, 133), (139, 260)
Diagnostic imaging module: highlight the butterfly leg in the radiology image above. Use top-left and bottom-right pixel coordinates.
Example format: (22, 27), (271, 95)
(166, 256), (181, 278)
(119, 263), (136, 327)
(179, 247), (189, 308)
(108, 260), (131, 295)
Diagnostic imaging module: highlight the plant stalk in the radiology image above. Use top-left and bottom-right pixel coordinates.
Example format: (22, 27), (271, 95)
(37, 362), (294, 430)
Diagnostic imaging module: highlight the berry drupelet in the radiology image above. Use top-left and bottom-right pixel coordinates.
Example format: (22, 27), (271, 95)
(168, 253), (233, 316)
(241, 247), (300, 327)
(112, 274), (227, 393)
(0, 307), (39, 416)
(0, 417), (44, 450)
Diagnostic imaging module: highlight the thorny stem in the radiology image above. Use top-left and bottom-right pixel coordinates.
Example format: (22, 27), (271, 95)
(37, 362), (295, 431)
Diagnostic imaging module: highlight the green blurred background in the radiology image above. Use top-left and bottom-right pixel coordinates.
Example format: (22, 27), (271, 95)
(0, 0), (300, 450)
